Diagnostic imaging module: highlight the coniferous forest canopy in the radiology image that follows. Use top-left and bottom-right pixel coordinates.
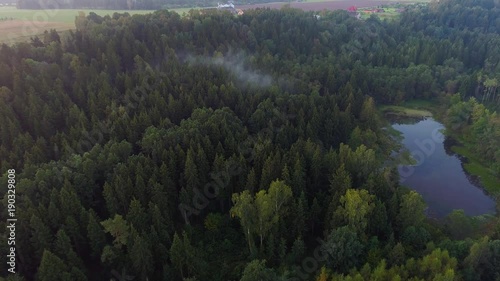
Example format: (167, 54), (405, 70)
(1, 0), (500, 280)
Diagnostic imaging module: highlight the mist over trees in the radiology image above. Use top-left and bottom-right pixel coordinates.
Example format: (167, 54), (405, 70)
(0, 0), (500, 280)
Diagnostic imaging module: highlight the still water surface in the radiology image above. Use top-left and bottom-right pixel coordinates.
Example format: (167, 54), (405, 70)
(393, 118), (496, 218)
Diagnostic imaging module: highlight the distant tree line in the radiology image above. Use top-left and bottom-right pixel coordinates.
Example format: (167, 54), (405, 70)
(16, 0), (280, 9)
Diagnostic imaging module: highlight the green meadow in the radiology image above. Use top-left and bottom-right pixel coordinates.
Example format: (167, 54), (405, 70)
(0, 6), (198, 44)
(0, 6), (196, 23)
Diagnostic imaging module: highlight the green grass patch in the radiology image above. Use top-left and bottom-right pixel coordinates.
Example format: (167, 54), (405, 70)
(0, 6), (197, 24)
(380, 105), (433, 118)
(380, 99), (440, 119)
(451, 145), (500, 195)
(0, 7), (160, 23)
(0, 6), (198, 44)
(401, 99), (436, 109)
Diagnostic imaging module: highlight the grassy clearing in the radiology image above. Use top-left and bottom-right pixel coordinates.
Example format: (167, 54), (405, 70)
(451, 145), (500, 195)
(380, 99), (439, 118)
(0, 7), (160, 23)
(401, 99), (436, 109)
(0, 20), (73, 44)
(0, 6), (196, 44)
(380, 105), (433, 118)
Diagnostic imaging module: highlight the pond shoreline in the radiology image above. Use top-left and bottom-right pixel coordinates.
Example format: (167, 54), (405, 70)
(382, 100), (500, 197)
(388, 115), (496, 217)
(443, 136), (492, 197)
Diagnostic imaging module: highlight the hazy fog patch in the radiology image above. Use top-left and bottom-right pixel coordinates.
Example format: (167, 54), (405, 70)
(186, 51), (273, 88)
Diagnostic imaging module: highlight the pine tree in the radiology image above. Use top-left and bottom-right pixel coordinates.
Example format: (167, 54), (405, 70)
(326, 164), (352, 231)
(291, 157), (305, 195)
(130, 234), (153, 280)
(182, 231), (199, 277)
(64, 215), (86, 256)
(59, 179), (82, 218)
(103, 182), (119, 215)
(184, 147), (200, 194)
(47, 189), (61, 230)
(29, 215), (52, 258)
(360, 97), (378, 130)
(259, 156), (274, 191)
(196, 144), (209, 185)
(134, 173), (147, 205)
(149, 201), (173, 243)
(245, 168), (257, 193)
(170, 232), (185, 279)
(36, 250), (69, 281)
(309, 197), (321, 235)
(293, 192), (307, 239)
(265, 233), (276, 262)
(281, 164), (291, 187)
(87, 210), (106, 259)
(126, 198), (148, 232)
(54, 229), (84, 270)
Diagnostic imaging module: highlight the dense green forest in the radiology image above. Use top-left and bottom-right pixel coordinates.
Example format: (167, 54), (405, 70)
(1, 0), (500, 280)
(16, 0), (272, 10)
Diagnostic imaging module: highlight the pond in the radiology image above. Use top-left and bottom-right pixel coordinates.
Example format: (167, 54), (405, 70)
(392, 117), (496, 218)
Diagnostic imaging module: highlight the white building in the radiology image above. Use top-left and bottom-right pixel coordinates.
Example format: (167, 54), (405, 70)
(217, 2), (235, 9)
